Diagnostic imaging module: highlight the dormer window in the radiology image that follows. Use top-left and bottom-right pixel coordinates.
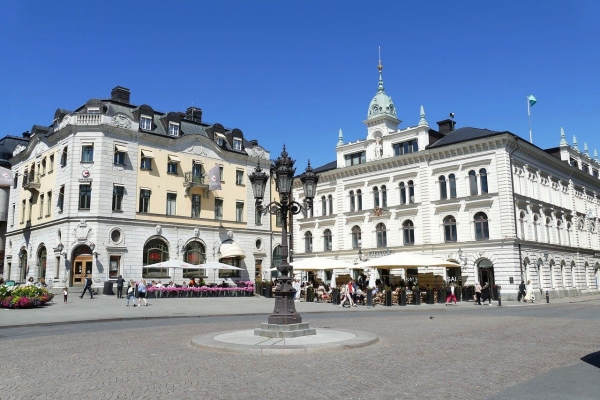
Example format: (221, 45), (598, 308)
(168, 122), (179, 136)
(215, 133), (226, 146)
(233, 138), (242, 150)
(140, 115), (152, 130)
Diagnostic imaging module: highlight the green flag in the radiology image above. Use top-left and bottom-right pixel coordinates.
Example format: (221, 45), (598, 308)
(527, 95), (537, 107)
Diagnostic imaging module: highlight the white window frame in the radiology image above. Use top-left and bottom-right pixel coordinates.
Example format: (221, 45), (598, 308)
(140, 115), (152, 130)
(168, 122), (180, 136)
(233, 138), (242, 150)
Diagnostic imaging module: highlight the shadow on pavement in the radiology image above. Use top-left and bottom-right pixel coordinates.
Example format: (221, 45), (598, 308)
(581, 350), (600, 369)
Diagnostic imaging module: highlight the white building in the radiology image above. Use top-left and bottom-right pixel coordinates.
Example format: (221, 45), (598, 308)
(292, 62), (600, 299)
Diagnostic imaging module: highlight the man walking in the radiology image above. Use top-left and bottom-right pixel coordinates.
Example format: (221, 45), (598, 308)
(517, 280), (526, 302)
(79, 275), (94, 299)
(116, 275), (125, 298)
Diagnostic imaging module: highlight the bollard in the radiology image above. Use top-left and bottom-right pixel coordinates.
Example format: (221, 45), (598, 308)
(497, 287), (501, 306)
(546, 290), (549, 303)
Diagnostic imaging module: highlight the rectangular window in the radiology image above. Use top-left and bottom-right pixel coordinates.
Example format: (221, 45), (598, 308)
(58, 185), (65, 212)
(219, 166), (224, 182)
(81, 144), (94, 162)
(46, 191), (52, 216)
(112, 185), (124, 211)
(393, 139), (418, 156)
(140, 116), (152, 130)
(13, 173), (17, 188)
(39, 194), (44, 218)
(140, 157), (152, 170)
(215, 134), (225, 146)
(191, 194), (201, 218)
(21, 200), (25, 223)
(236, 170), (244, 185)
(167, 161), (178, 174)
(109, 255), (121, 279)
(27, 198), (32, 221)
(192, 162), (203, 179)
(344, 151), (366, 166)
(41, 158), (46, 175)
(236, 201), (244, 222)
(49, 154), (54, 172)
(215, 198), (223, 220)
(139, 189), (151, 213)
(594, 169), (599, 178)
(79, 185), (91, 209)
(582, 164), (590, 173)
(113, 145), (127, 165)
(168, 122), (180, 136)
(166, 192), (177, 215)
(233, 138), (242, 150)
(255, 208), (262, 225)
(11, 203), (15, 226)
(60, 147), (68, 167)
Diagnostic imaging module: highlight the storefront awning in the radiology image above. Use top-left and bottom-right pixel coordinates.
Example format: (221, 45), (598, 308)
(141, 150), (155, 158)
(219, 241), (246, 260)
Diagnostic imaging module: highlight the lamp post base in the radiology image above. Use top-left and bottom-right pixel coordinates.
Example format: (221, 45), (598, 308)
(267, 287), (302, 325)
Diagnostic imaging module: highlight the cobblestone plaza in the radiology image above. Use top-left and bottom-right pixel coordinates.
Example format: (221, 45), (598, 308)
(1, 297), (599, 399)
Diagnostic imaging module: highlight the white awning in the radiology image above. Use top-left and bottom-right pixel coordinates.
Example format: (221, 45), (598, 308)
(141, 150), (155, 158)
(115, 144), (128, 153)
(168, 155), (181, 163)
(219, 241), (246, 260)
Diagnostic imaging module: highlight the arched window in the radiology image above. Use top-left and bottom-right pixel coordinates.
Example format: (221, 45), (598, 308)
(143, 238), (170, 278)
(321, 196), (326, 216)
(556, 220), (562, 245)
(439, 175), (447, 200)
(533, 215), (539, 242)
(357, 189), (363, 210)
(183, 241), (206, 278)
(408, 180), (415, 203)
(323, 229), (332, 251)
(519, 211), (526, 239)
(469, 170), (478, 195)
(402, 220), (415, 245)
(399, 182), (406, 204)
(304, 231), (313, 253)
(349, 191), (355, 212)
(545, 217), (552, 243)
(37, 246), (47, 279)
(443, 215), (457, 242)
(449, 174), (457, 198)
(327, 195), (333, 215)
(376, 223), (387, 247)
(381, 185), (387, 207)
(351, 226), (361, 249)
(474, 212), (489, 240)
(373, 186), (380, 208)
(479, 168), (488, 194)
(566, 222), (572, 246)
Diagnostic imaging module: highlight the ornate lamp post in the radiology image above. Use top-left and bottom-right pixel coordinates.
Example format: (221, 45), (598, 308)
(249, 145), (318, 325)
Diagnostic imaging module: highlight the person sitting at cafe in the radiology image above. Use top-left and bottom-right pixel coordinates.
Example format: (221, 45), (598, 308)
(316, 283), (326, 302)
(182, 281), (188, 288)
(156, 280), (164, 288)
(355, 287), (365, 305)
(189, 278), (196, 287)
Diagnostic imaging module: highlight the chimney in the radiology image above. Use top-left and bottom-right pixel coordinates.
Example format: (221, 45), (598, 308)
(436, 119), (455, 134)
(22, 131), (31, 139)
(249, 139), (258, 146)
(186, 106), (202, 123)
(111, 86), (131, 104)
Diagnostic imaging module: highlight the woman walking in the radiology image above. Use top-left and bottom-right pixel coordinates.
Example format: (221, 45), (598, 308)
(136, 279), (148, 307)
(445, 282), (457, 305)
(474, 281), (482, 305)
(524, 280), (534, 303)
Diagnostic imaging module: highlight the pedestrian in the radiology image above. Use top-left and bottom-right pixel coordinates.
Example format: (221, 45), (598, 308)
(79, 275), (94, 299)
(474, 281), (482, 305)
(136, 279), (148, 307)
(518, 280), (526, 302)
(352, 279), (358, 305)
(481, 282), (491, 305)
(340, 281), (355, 308)
(116, 275), (125, 298)
(524, 280), (534, 303)
(445, 282), (457, 305)
(25, 277), (35, 286)
(63, 287), (68, 303)
(126, 279), (136, 306)
(293, 279), (301, 302)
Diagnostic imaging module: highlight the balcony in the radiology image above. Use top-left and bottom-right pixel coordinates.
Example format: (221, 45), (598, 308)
(76, 113), (102, 125)
(184, 172), (208, 191)
(22, 173), (41, 192)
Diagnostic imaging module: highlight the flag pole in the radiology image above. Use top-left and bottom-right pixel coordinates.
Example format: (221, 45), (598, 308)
(528, 96), (532, 143)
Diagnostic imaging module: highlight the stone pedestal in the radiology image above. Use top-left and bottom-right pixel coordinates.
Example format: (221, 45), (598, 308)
(254, 323), (316, 338)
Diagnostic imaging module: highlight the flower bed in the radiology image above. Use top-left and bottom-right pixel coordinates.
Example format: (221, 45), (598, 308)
(0, 285), (55, 309)
(146, 281), (254, 298)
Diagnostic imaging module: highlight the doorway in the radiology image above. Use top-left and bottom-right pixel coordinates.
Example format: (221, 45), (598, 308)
(72, 256), (93, 286)
(477, 259), (495, 287)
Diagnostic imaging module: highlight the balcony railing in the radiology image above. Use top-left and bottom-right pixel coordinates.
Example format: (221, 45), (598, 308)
(76, 113), (102, 125)
(22, 173), (41, 192)
(184, 172), (208, 189)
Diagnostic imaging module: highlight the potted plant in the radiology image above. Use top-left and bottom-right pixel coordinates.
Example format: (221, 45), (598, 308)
(384, 286), (392, 306)
(412, 285), (421, 305)
(438, 285), (446, 304)
(398, 287), (407, 306)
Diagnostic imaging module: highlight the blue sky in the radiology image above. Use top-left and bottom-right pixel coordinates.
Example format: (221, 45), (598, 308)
(1, 1), (599, 169)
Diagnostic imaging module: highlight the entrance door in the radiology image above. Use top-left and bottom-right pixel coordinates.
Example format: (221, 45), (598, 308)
(72, 256), (93, 286)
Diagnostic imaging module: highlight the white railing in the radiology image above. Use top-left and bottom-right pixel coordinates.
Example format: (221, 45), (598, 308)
(76, 114), (102, 125)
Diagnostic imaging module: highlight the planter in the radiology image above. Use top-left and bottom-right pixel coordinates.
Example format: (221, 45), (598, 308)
(427, 290), (435, 304)
(399, 291), (406, 306)
(385, 290), (392, 306)
(366, 290), (373, 307)
(413, 291), (421, 305)
(306, 287), (314, 302)
(438, 289), (446, 304)
(332, 288), (340, 305)
(492, 286), (500, 300)
(456, 289), (462, 302)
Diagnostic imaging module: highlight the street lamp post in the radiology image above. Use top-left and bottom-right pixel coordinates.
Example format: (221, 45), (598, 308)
(249, 145), (318, 325)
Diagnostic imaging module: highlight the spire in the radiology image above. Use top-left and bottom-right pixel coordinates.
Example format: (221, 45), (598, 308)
(418, 105), (428, 126)
(559, 127), (567, 146)
(594, 149), (598, 161)
(584, 142), (589, 157)
(337, 128), (344, 147)
(573, 135), (579, 152)
(377, 46), (384, 93)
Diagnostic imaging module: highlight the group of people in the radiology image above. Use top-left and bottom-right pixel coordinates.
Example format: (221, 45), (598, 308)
(473, 281), (493, 305)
